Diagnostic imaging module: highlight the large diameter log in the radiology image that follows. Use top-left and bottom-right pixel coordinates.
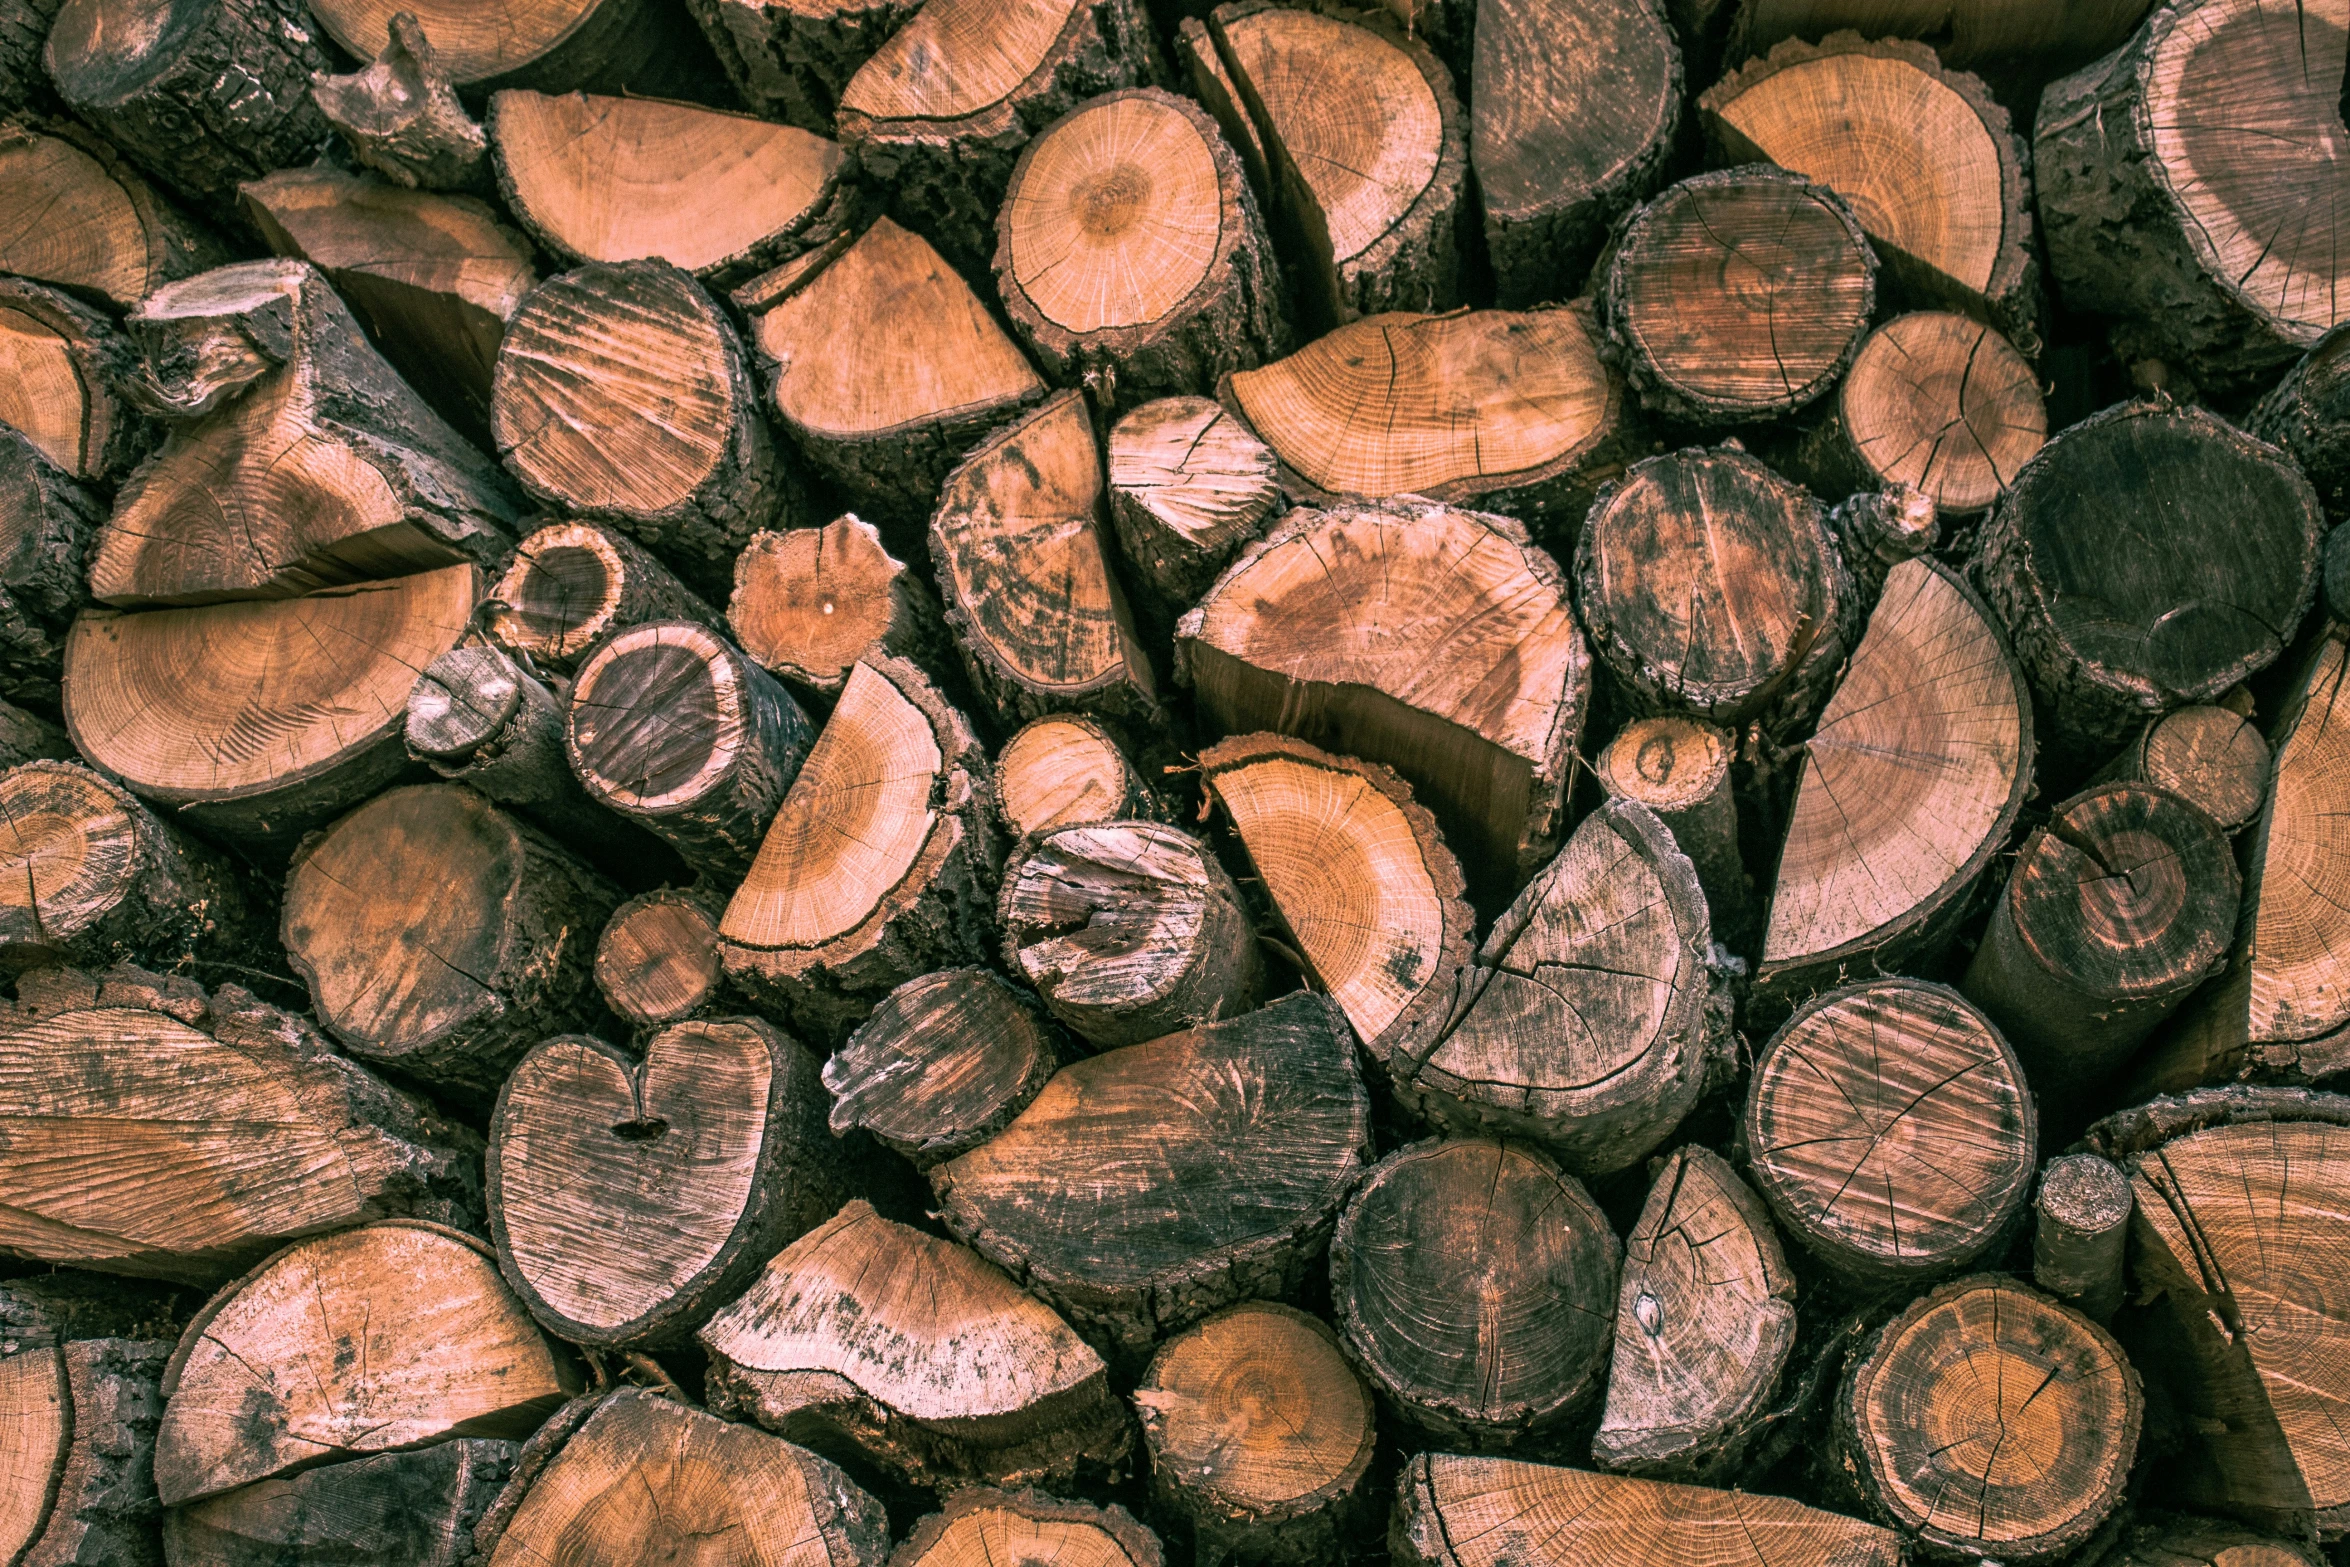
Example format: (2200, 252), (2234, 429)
(0, 276), (150, 485)
(896, 1489), (1162, 1567)
(2092, 703), (2271, 835)
(488, 1018), (844, 1348)
(309, 12), (491, 193)
(0, 1334), (168, 1567)
(486, 520), (723, 675)
(994, 715), (1156, 838)
(2033, 1151), (2131, 1322)
(154, 1221), (577, 1506)
(1746, 979), (2036, 1286)
(728, 515), (947, 695)
(1797, 313), (2047, 516)
(0, 121), (225, 310)
(1105, 397), (1281, 622)
(593, 886), (726, 1029)
(164, 1439), (516, 1567)
(702, 1198), (1131, 1487)
(405, 644), (625, 851)
(1595, 716), (1751, 950)
(306, 0), (721, 98)
(1977, 401), (2321, 751)
(1180, 497), (1590, 882)
(931, 990), (1370, 1358)
(0, 427), (100, 706)
(823, 967), (1061, 1167)
(686, 0), (920, 129)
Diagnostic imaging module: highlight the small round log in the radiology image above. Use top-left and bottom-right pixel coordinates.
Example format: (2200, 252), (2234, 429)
(594, 885), (727, 1029)
(1798, 312), (2047, 515)
(1105, 396), (1281, 622)
(2033, 1152), (2131, 1322)
(894, 1489), (1164, 1567)
(1595, 716), (1751, 950)
(728, 515), (946, 695)
(823, 967), (1063, 1167)
(309, 12), (491, 192)
(487, 520), (723, 675)
(406, 642), (618, 849)
(1826, 482), (1941, 602)
(0, 119), (225, 309)
(2091, 703), (2271, 834)
(995, 715), (1156, 838)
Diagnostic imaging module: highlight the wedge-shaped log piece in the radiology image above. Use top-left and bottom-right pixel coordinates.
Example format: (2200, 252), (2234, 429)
(64, 564), (480, 849)
(994, 715), (1155, 838)
(165, 1439), (516, 1567)
(154, 1222), (575, 1505)
(307, 0), (719, 97)
(1, 1331), (168, 1567)
(685, 0), (922, 129)
(1181, 498), (1588, 881)
(487, 520), (723, 674)
(0, 276), (149, 484)
(729, 515), (946, 695)
(0, 427), (100, 705)
(595, 887), (727, 1029)
(309, 12), (490, 192)
(824, 967), (1061, 1166)
(702, 1198), (1131, 1486)
(932, 990), (1370, 1357)
(1800, 312), (2046, 516)
(1393, 1454), (1902, 1567)
(1758, 557), (2031, 1003)
(2092, 703), (2270, 835)
(0, 121), (223, 309)
(896, 1488), (1162, 1567)
(1105, 397), (1280, 623)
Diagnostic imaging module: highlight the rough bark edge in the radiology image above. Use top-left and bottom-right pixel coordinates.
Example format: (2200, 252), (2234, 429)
(824, 967), (1065, 1167)
(890, 1487), (1164, 1567)
(310, 12), (492, 193)
(19, 1336), (169, 1567)
(684, 0), (926, 131)
(0, 426), (100, 708)
(0, 118), (231, 310)
(0, 275), (156, 483)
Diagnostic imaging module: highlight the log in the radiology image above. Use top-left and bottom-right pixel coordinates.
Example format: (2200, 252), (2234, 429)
(1135, 1301), (1376, 1565)
(43, 0), (333, 214)
(1198, 734), (1473, 1072)
(1393, 1455), (1903, 1567)
(490, 90), (856, 287)
(738, 218), (1047, 526)
(685, 0), (922, 130)
(2091, 703), (2271, 835)
(1219, 305), (1632, 533)
(896, 1489), (1163, 1567)
(0, 276), (150, 485)
(565, 619), (818, 882)
(728, 515), (947, 695)
(0, 978), (480, 1284)
(473, 1388), (888, 1567)
(164, 1439), (516, 1567)
(701, 1197), (1132, 1486)
(1593, 1145), (1797, 1481)
(1976, 401), (2322, 752)
(1392, 799), (1731, 1176)
(404, 643), (619, 849)
(487, 1016), (844, 1347)
(930, 990), (1370, 1358)
(240, 166), (536, 443)
(1598, 166), (1876, 426)
(1960, 782), (2239, 1106)
(0, 426), (99, 706)
(63, 564), (482, 850)
(2033, 1151), (2131, 1322)
(153, 1221), (576, 1505)
(491, 260), (796, 595)
(1329, 1136), (1618, 1445)
(834, 0), (1163, 271)
(2250, 323), (2350, 519)
(1826, 482), (1940, 602)
(305, 0), (721, 98)
(308, 12), (490, 193)
(0, 699), (68, 768)
(1574, 445), (1855, 729)
(282, 783), (621, 1099)
(1104, 396), (1281, 624)
(2034, 0), (2350, 389)
(593, 886), (727, 1029)
(1731, 0), (2153, 77)
(1745, 979), (2036, 1286)
(97, 261), (520, 607)
(930, 390), (1162, 729)
(1594, 716), (1752, 951)
(822, 966), (1062, 1167)
(998, 820), (1262, 1048)
(0, 120), (224, 310)
(2106, 1515), (2327, 1567)
(995, 715), (1155, 838)
(1174, 17), (1270, 203)
(1468, 0), (1679, 308)
(1757, 557), (2032, 1005)
(996, 87), (1285, 410)
(0, 0), (62, 112)
(486, 519), (724, 675)
(0, 1335), (167, 1567)
(1837, 1275), (2141, 1562)
(718, 655), (1000, 1040)
(1180, 497), (1590, 882)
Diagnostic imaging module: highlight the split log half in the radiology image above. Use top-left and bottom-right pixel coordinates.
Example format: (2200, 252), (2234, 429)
(2033, 1151), (2131, 1321)
(240, 166), (537, 442)
(1960, 782), (2239, 1104)
(486, 520), (723, 675)
(1220, 305), (1629, 532)
(895, 1489), (1162, 1567)
(1180, 497), (1590, 882)
(1575, 445), (1854, 729)
(1329, 1136), (1618, 1445)
(740, 218), (1047, 525)
(835, 0), (1162, 270)
(1136, 1301), (1376, 1564)
(0, 987), (479, 1285)
(2252, 323), (2350, 519)
(488, 1017), (843, 1347)
(1798, 312), (2046, 516)
(1595, 716), (1751, 950)
(1757, 557), (2032, 1003)
(492, 260), (794, 592)
(1198, 734), (1472, 1071)
(1105, 396), (1280, 622)
(1393, 1454), (1902, 1567)
(1393, 799), (1727, 1176)
(309, 12), (491, 193)
(719, 655), (999, 1040)
(2093, 703), (2271, 835)
(283, 784), (620, 1099)
(997, 87), (1286, 409)
(490, 90), (854, 287)
(702, 1197), (1131, 1487)
(566, 619), (817, 882)
(0, 276), (148, 484)
(1470, 0), (1678, 307)
(931, 990), (1370, 1358)
(404, 643), (620, 850)
(594, 886), (726, 1029)
(999, 819), (1261, 1048)
(1976, 400), (2321, 752)
(2035, 0), (2350, 388)
(1594, 1145), (1796, 1481)
(63, 564), (482, 849)
(1745, 979), (2036, 1286)
(685, 0), (921, 129)
(728, 515), (946, 695)
(0, 120), (223, 309)
(823, 966), (1061, 1166)
(930, 390), (1161, 728)
(1731, 0), (2153, 77)
(0, 427), (99, 706)
(0, 1335), (167, 1567)
(164, 1438), (516, 1567)
(1599, 166), (1876, 426)
(995, 715), (1155, 838)
(1838, 1275), (2141, 1562)
(306, 0), (720, 97)
(154, 1221), (575, 1505)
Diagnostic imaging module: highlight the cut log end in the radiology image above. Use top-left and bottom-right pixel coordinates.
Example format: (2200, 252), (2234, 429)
(727, 514), (940, 694)
(1106, 397), (1282, 618)
(824, 967), (1061, 1167)
(490, 520), (723, 672)
(995, 715), (1154, 838)
(594, 886), (726, 1028)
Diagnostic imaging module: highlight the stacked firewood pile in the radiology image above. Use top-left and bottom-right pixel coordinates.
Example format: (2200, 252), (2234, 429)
(3, 0), (2350, 1562)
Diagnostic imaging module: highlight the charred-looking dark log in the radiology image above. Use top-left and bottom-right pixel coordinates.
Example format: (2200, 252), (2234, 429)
(728, 514), (947, 695)
(1331, 1137), (1618, 1447)
(406, 643), (617, 849)
(2091, 704), (2270, 835)
(994, 715), (1157, 838)
(894, 1489), (1162, 1567)
(686, 0), (921, 129)
(931, 991), (1371, 1358)
(594, 886), (727, 1029)
(1796, 313), (2046, 516)
(2251, 323), (2350, 518)
(1105, 398), (1281, 626)
(306, 0), (721, 98)
(0, 426), (100, 706)
(0, 120), (227, 310)
(1598, 166), (1875, 426)
(1745, 980), (2035, 1286)
(1837, 1275), (2142, 1563)
(308, 13), (490, 193)
(701, 1198), (1132, 1488)
(488, 1017), (845, 1347)
(824, 967), (1062, 1167)
(0, 275), (151, 486)
(1975, 401), (2320, 753)
(165, 1439), (517, 1567)
(0, 1327), (169, 1567)
(1595, 717), (1752, 951)
(487, 520), (723, 675)
(2033, 1151), (2130, 1322)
